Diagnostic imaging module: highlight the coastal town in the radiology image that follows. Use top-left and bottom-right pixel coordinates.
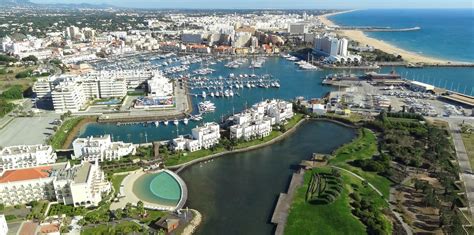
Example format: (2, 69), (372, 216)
(0, 1), (473, 235)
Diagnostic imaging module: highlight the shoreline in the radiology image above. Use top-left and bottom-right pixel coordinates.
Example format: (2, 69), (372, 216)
(169, 117), (356, 173)
(62, 116), (97, 149)
(319, 10), (462, 64)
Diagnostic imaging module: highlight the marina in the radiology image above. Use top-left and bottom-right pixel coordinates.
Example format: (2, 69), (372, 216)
(79, 55), (474, 144)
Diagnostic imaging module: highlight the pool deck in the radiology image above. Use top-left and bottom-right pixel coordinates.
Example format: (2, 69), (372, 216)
(110, 169), (188, 211)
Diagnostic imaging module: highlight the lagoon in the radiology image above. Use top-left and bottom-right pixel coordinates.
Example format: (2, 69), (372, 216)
(180, 120), (356, 235)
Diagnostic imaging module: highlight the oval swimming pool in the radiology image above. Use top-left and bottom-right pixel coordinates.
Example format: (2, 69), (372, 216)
(132, 171), (182, 206)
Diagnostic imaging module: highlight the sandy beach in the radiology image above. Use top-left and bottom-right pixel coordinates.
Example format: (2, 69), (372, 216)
(318, 10), (455, 64)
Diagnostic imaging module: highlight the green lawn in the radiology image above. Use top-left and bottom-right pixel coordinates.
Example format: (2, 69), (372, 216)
(285, 168), (366, 235)
(329, 128), (392, 198)
(49, 117), (85, 149)
(462, 133), (474, 168)
(111, 174), (128, 194)
(81, 221), (143, 235)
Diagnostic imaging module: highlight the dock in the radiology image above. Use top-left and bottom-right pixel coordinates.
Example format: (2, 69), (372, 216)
(271, 170), (305, 235)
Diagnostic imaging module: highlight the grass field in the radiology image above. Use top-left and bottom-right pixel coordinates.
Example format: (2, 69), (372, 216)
(462, 133), (474, 168)
(329, 128), (392, 198)
(111, 174), (129, 194)
(81, 221), (143, 235)
(285, 168), (366, 235)
(49, 117), (85, 149)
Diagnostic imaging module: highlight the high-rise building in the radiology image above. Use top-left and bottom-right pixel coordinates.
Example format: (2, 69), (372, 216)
(51, 81), (87, 113)
(288, 23), (308, 34)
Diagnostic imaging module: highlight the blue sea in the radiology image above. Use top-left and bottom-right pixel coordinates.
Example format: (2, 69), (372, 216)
(330, 9), (474, 63)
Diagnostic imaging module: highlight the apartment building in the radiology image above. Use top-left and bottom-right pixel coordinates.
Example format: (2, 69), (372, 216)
(0, 162), (110, 207)
(230, 119), (272, 140)
(51, 81), (87, 113)
(72, 135), (136, 162)
(191, 122), (221, 149)
(0, 144), (57, 171)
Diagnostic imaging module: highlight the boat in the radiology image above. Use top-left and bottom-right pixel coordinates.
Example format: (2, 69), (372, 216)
(154, 121), (160, 127)
(173, 120), (179, 125)
(198, 101), (216, 113)
(163, 120), (169, 126)
(210, 92), (215, 97)
(202, 91), (207, 98)
(183, 118), (189, 125)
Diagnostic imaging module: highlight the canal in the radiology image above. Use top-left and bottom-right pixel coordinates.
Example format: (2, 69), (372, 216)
(179, 120), (357, 235)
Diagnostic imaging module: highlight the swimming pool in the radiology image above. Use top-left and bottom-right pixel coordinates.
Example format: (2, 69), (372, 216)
(132, 171), (183, 206)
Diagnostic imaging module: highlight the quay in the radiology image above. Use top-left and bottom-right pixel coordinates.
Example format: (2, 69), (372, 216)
(271, 170), (305, 235)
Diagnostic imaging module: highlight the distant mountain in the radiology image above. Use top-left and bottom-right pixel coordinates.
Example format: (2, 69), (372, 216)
(0, 0), (115, 9)
(0, 0), (34, 6)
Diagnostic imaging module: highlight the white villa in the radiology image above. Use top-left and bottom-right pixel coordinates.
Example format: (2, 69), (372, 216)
(72, 135), (136, 162)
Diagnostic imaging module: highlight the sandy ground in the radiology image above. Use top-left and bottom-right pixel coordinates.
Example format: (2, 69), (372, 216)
(318, 11), (456, 64)
(110, 169), (175, 211)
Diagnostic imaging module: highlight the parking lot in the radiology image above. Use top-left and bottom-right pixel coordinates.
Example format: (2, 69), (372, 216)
(0, 111), (60, 147)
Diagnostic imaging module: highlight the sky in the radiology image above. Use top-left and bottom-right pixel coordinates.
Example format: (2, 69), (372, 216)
(32, 0), (474, 9)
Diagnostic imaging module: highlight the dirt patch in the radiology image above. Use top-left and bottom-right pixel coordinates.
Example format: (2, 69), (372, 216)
(62, 116), (97, 148)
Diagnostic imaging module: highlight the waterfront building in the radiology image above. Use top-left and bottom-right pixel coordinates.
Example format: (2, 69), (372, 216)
(147, 74), (173, 97)
(0, 161), (110, 207)
(313, 35), (361, 64)
(232, 32), (252, 48)
(171, 136), (201, 152)
(191, 122), (221, 149)
(0, 145), (57, 171)
(408, 81), (435, 93)
(230, 119), (272, 140)
(0, 214), (7, 235)
(51, 81), (87, 113)
(72, 135), (136, 162)
(80, 77), (127, 99)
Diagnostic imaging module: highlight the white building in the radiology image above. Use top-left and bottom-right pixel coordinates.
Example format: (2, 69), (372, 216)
(171, 136), (201, 152)
(53, 161), (111, 207)
(0, 214), (7, 235)
(191, 122), (221, 149)
(229, 99), (294, 140)
(0, 145), (57, 171)
(72, 135), (136, 162)
(313, 35), (361, 64)
(0, 161), (110, 207)
(409, 81), (435, 92)
(51, 81), (87, 113)
(288, 23), (308, 34)
(147, 74), (173, 97)
(230, 119), (272, 140)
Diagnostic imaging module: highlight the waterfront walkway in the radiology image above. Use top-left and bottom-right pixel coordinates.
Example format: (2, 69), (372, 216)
(271, 170), (305, 235)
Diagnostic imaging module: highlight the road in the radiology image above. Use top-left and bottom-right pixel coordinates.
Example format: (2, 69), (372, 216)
(445, 117), (474, 219)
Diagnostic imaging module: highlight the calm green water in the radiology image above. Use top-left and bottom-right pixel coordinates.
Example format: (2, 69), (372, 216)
(133, 172), (181, 206)
(180, 120), (356, 235)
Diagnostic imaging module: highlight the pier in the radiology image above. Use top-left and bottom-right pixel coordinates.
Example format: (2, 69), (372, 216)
(333, 26), (421, 32)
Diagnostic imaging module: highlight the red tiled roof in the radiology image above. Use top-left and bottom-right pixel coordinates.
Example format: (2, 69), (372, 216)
(0, 166), (52, 183)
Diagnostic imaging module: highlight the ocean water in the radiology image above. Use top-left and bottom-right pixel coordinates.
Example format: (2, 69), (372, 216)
(330, 9), (474, 63)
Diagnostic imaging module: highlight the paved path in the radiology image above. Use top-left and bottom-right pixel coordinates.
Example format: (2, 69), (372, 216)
(448, 121), (474, 218)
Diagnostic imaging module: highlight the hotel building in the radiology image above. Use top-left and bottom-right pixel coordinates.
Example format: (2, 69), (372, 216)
(72, 135), (136, 162)
(0, 144), (57, 171)
(313, 35), (361, 64)
(0, 161), (110, 207)
(230, 119), (272, 140)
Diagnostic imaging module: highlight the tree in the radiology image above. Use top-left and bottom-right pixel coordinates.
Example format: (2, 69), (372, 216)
(114, 209), (123, 220)
(137, 201), (145, 215)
